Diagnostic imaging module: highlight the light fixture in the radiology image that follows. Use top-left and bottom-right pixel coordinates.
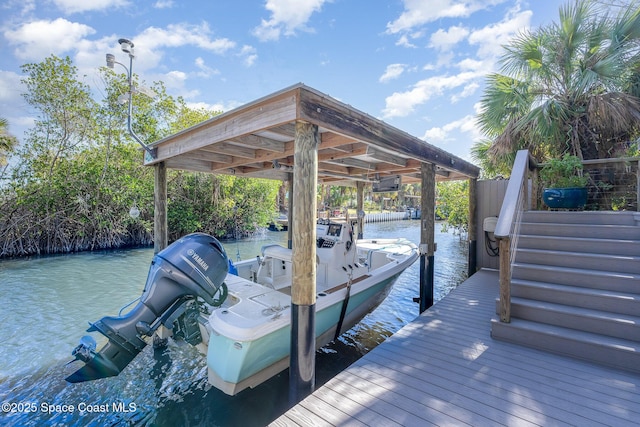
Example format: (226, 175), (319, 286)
(105, 38), (156, 160)
(118, 38), (134, 55)
(129, 204), (140, 219)
(106, 53), (115, 68)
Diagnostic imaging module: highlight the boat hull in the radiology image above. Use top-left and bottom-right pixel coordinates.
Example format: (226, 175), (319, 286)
(206, 271), (402, 395)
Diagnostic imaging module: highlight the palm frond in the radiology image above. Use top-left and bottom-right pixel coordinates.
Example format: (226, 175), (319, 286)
(476, 0), (640, 165)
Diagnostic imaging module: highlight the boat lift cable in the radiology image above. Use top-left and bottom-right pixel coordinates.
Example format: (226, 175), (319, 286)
(334, 226), (357, 341)
(234, 222), (241, 262)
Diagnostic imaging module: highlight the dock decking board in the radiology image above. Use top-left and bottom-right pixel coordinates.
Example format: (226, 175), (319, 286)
(272, 269), (640, 426)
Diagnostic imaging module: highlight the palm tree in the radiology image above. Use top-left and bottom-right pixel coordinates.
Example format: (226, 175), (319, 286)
(476, 0), (640, 171)
(0, 117), (17, 166)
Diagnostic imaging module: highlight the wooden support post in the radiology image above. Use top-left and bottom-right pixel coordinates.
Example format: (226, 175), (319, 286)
(498, 238), (511, 322)
(530, 167), (538, 210)
(356, 181), (365, 239)
(419, 162), (436, 313)
(468, 178), (478, 276)
(154, 161), (168, 254)
(289, 121), (319, 404)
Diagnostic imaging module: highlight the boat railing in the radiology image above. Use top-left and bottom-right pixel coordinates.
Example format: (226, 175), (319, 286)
(364, 211), (408, 223)
(494, 150), (538, 323)
(317, 210), (409, 223)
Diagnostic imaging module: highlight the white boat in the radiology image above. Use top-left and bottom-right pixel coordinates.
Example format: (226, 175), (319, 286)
(65, 220), (418, 396)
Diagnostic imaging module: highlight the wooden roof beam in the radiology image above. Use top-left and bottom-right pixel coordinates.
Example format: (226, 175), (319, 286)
(370, 158), (421, 173)
(436, 168), (451, 178)
(181, 150), (234, 164)
(209, 145), (295, 172)
(265, 123), (296, 138)
(147, 90), (297, 164)
(368, 148), (407, 167)
(201, 142), (256, 159)
(298, 88), (479, 178)
(165, 158), (215, 173)
(318, 145), (368, 162)
(318, 162), (351, 175)
(227, 134), (287, 152)
(326, 157), (374, 170)
(318, 132), (359, 149)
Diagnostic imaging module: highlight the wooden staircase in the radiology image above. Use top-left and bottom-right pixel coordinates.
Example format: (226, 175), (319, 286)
(491, 210), (640, 373)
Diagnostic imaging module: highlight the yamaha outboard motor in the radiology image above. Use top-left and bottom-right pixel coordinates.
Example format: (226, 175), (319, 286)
(65, 233), (228, 383)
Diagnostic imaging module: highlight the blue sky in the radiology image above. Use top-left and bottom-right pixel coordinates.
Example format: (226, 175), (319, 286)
(0, 0), (568, 162)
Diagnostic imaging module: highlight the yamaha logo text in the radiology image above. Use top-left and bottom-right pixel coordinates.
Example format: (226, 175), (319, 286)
(187, 249), (209, 271)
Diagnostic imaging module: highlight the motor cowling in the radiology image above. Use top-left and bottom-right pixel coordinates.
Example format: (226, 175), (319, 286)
(65, 233), (229, 383)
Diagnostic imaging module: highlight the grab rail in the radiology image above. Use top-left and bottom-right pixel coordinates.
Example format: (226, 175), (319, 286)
(494, 150), (537, 323)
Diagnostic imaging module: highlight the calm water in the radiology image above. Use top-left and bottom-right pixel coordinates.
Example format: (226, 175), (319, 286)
(0, 221), (467, 427)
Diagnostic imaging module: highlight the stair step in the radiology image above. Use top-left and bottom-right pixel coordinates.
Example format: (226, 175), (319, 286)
(521, 210), (637, 226)
(504, 297), (640, 341)
(519, 222), (640, 239)
(512, 263), (640, 293)
(490, 318), (640, 374)
(515, 248), (640, 274)
(511, 279), (640, 316)
(497, 210), (640, 373)
(517, 234), (640, 256)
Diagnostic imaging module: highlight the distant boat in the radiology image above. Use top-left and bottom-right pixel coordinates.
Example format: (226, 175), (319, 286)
(65, 220), (418, 395)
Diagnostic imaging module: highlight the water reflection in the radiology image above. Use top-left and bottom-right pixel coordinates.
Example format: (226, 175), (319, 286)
(0, 220), (467, 426)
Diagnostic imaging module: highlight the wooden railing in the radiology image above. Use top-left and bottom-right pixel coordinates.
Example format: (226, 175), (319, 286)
(493, 152), (639, 322)
(494, 150), (538, 323)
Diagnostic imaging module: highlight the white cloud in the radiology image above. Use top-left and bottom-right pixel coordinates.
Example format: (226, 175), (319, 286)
(435, 51), (455, 68)
(382, 71), (479, 118)
(422, 114), (480, 143)
(187, 100), (243, 113)
(0, 70), (32, 143)
(166, 70), (187, 82)
(386, 0), (508, 34)
(3, 18), (95, 60)
(52, 0), (129, 14)
(153, 0), (174, 9)
(457, 58), (485, 72)
(136, 23), (236, 56)
(194, 57), (219, 78)
(382, 3), (533, 119)
(0, 70), (23, 103)
(163, 72), (200, 99)
(429, 25), (469, 51)
(4, 0), (36, 15)
(253, 0), (328, 41)
(100, 23), (238, 75)
(238, 45), (258, 67)
(379, 64), (407, 83)
(395, 34), (417, 48)
(468, 9), (532, 60)
(450, 82), (479, 103)
(423, 127), (447, 142)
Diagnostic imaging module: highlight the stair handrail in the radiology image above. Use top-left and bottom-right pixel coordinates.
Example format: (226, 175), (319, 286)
(494, 150), (538, 323)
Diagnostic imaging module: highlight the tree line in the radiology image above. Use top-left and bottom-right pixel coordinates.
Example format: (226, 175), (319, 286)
(5, 1), (636, 257)
(0, 56), (280, 258)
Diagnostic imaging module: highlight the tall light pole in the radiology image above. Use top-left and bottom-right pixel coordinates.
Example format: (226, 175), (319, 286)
(106, 38), (156, 160)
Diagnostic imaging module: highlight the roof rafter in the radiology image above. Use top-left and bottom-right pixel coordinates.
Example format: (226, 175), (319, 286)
(145, 84), (479, 183)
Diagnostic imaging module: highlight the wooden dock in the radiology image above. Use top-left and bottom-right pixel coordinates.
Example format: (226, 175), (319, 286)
(271, 269), (640, 426)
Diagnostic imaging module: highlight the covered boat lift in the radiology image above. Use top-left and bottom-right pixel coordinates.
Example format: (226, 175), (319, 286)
(143, 83), (480, 402)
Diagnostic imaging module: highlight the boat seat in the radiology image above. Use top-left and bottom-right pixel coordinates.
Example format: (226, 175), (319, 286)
(271, 276), (291, 291)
